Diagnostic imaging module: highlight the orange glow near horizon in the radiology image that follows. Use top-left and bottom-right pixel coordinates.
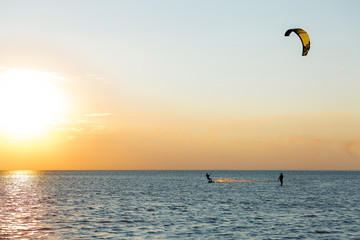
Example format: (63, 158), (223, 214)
(1, 111), (360, 170)
(0, 68), (359, 170)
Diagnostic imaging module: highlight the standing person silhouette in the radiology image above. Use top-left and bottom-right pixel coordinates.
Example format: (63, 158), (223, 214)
(278, 173), (284, 186)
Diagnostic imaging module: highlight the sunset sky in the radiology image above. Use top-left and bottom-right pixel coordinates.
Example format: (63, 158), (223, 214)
(1, 1), (360, 170)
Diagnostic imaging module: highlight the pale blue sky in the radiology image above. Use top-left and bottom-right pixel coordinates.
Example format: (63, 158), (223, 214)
(1, 0), (360, 117)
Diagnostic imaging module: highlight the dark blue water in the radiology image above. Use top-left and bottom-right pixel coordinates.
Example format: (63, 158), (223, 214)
(1, 170), (359, 239)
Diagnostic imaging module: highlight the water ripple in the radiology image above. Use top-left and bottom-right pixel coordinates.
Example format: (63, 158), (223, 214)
(1, 170), (360, 239)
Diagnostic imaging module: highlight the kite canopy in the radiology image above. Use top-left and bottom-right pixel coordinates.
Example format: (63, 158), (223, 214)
(285, 28), (310, 56)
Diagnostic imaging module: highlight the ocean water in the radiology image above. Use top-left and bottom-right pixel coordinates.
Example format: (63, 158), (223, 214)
(0, 170), (359, 239)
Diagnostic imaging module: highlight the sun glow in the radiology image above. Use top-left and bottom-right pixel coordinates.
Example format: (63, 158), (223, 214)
(0, 68), (67, 139)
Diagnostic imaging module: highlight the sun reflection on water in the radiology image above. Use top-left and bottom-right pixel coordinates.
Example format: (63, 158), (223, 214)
(0, 170), (51, 239)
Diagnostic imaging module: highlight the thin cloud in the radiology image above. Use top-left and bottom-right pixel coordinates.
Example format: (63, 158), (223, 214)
(345, 140), (360, 160)
(85, 113), (113, 117)
(230, 112), (354, 126)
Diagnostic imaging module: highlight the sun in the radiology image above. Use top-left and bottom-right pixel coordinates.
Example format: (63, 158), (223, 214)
(0, 68), (67, 139)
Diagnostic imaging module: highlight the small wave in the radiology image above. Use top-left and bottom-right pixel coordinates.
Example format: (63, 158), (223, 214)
(35, 227), (52, 231)
(97, 220), (112, 223)
(119, 220), (133, 223)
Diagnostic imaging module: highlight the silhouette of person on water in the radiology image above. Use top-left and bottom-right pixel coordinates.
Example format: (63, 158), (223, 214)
(278, 173), (284, 186)
(206, 173), (213, 182)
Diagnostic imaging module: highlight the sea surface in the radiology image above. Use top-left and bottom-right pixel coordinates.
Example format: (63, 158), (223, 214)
(0, 170), (359, 239)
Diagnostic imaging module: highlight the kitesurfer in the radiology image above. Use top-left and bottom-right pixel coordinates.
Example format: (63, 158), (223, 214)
(206, 173), (213, 182)
(278, 173), (284, 186)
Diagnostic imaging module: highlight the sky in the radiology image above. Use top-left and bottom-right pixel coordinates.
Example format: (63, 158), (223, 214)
(0, 0), (360, 170)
